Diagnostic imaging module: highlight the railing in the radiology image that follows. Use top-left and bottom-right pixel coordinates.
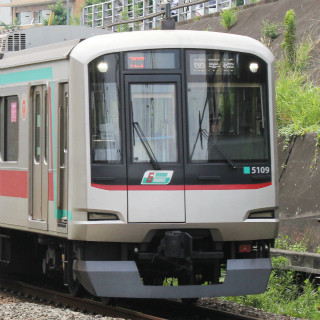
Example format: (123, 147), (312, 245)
(81, 0), (248, 32)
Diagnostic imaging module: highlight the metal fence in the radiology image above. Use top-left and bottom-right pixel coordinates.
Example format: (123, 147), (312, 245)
(81, 0), (250, 32)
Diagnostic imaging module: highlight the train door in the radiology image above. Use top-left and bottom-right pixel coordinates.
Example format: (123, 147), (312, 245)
(125, 75), (185, 223)
(57, 84), (69, 223)
(31, 86), (49, 222)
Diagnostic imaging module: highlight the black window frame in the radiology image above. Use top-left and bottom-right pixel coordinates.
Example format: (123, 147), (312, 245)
(185, 49), (271, 164)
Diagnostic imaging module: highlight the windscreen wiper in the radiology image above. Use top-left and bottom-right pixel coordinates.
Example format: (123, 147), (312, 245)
(212, 142), (238, 169)
(198, 128), (238, 169)
(132, 121), (161, 170)
(190, 108), (209, 160)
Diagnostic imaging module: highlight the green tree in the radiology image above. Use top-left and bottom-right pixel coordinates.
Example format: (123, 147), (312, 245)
(261, 19), (280, 40)
(43, 0), (68, 25)
(282, 9), (297, 69)
(0, 18), (21, 31)
(219, 7), (238, 30)
(117, 7), (130, 32)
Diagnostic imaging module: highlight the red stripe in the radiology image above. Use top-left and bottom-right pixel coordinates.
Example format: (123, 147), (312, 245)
(0, 170), (28, 198)
(185, 182), (272, 190)
(129, 185), (183, 191)
(91, 183), (127, 191)
(91, 182), (271, 191)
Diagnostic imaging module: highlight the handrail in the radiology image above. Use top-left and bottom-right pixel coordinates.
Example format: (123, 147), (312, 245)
(103, 0), (224, 28)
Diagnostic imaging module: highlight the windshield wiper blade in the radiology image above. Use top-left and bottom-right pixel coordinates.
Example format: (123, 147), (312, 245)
(212, 142), (238, 169)
(133, 121), (161, 170)
(190, 110), (209, 160)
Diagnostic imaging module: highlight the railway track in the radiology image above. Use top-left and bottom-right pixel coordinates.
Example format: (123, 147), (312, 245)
(0, 277), (163, 320)
(0, 276), (262, 320)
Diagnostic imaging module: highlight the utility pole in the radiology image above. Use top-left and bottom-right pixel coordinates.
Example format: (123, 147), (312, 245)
(161, 3), (175, 30)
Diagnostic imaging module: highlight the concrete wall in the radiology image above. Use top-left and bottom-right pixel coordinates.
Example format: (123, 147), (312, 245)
(278, 133), (320, 251)
(0, 0), (12, 24)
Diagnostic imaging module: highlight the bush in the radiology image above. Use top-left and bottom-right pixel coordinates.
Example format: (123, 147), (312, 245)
(281, 9), (297, 69)
(261, 19), (280, 40)
(276, 38), (320, 137)
(222, 257), (320, 319)
(276, 72), (320, 135)
(275, 234), (308, 252)
(219, 7), (238, 30)
(43, 0), (67, 25)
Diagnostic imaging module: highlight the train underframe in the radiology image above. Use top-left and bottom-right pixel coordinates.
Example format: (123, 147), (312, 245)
(0, 227), (273, 299)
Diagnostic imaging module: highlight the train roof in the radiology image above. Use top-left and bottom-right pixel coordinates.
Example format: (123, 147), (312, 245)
(70, 30), (274, 64)
(0, 26), (111, 70)
(0, 29), (274, 70)
(0, 39), (80, 69)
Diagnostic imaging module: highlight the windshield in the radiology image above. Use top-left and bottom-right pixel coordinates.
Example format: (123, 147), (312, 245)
(187, 50), (269, 163)
(130, 83), (178, 163)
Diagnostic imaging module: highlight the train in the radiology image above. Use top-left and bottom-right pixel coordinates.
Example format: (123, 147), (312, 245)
(0, 26), (278, 300)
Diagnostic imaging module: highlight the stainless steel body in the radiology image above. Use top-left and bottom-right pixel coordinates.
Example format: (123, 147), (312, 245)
(0, 29), (278, 299)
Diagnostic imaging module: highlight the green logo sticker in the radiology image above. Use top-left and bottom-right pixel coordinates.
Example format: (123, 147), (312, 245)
(141, 171), (174, 185)
(243, 167), (251, 174)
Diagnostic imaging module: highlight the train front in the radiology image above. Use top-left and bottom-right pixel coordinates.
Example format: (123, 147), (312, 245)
(68, 31), (278, 299)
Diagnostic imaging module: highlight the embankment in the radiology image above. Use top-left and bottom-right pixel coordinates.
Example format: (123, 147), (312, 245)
(278, 133), (320, 250)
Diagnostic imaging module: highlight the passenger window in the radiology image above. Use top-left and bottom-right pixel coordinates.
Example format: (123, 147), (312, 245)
(0, 96), (19, 162)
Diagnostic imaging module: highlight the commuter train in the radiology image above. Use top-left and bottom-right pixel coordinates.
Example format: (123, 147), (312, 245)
(0, 26), (278, 300)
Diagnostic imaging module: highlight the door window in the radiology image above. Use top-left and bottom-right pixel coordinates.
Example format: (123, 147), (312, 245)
(130, 83), (178, 163)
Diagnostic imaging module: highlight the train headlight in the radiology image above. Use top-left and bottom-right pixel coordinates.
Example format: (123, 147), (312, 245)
(97, 61), (108, 73)
(248, 210), (274, 219)
(249, 62), (259, 73)
(88, 212), (119, 221)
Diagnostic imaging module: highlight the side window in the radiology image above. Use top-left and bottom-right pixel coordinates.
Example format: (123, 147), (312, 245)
(89, 54), (121, 164)
(0, 96), (19, 162)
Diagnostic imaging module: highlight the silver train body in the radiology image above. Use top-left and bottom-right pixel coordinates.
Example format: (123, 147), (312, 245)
(0, 28), (278, 299)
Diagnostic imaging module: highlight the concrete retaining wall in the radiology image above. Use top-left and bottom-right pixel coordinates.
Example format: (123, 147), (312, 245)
(278, 133), (320, 251)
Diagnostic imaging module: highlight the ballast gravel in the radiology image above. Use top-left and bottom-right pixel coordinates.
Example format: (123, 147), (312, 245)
(0, 293), (124, 320)
(0, 292), (307, 320)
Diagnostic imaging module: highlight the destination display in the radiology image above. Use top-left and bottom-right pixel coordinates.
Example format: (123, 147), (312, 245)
(189, 53), (237, 75)
(125, 50), (178, 70)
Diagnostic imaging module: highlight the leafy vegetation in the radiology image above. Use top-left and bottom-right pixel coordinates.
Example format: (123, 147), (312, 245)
(219, 7), (238, 30)
(43, 0), (67, 25)
(117, 8), (130, 32)
(223, 257), (320, 319)
(275, 234), (308, 252)
(281, 9), (297, 69)
(261, 19), (280, 40)
(276, 38), (320, 138)
(0, 18), (21, 31)
(275, 9), (320, 139)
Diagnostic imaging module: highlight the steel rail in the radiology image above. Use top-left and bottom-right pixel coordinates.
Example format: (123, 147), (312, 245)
(0, 277), (166, 320)
(0, 276), (264, 320)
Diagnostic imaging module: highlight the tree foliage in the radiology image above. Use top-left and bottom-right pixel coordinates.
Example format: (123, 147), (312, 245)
(43, 0), (67, 25)
(0, 18), (21, 31)
(281, 9), (297, 69)
(219, 7), (238, 30)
